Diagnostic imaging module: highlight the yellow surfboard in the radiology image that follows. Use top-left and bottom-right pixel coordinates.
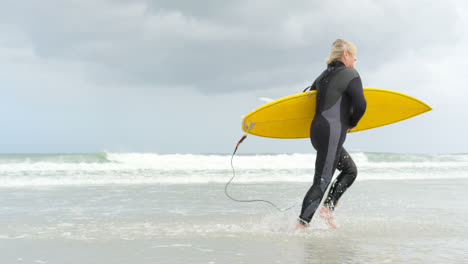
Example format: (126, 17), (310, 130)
(242, 88), (432, 139)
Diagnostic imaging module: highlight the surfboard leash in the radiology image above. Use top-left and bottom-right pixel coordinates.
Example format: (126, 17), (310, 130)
(225, 134), (296, 212)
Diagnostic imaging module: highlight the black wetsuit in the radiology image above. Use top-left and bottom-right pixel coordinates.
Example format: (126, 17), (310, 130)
(299, 61), (367, 225)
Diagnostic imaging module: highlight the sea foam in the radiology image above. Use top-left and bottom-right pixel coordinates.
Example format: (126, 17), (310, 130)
(0, 152), (466, 187)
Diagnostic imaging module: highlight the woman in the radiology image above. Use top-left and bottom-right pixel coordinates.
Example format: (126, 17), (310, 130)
(295, 39), (367, 230)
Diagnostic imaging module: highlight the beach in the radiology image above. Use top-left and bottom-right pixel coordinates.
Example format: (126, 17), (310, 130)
(0, 152), (467, 263)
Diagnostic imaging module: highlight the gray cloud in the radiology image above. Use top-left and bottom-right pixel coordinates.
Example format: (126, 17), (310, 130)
(1, 0), (462, 94)
(1, 0), (468, 153)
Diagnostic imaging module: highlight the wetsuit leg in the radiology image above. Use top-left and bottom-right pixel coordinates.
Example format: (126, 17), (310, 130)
(323, 148), (357, 211)
(298, 116), (345, 225)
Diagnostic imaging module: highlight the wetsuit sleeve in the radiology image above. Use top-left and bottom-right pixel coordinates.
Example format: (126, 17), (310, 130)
(347, 77), (367, 128)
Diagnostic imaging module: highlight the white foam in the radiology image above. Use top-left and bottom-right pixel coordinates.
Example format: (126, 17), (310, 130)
(0, 152), (467, 187)
(2, 152), (467, 171)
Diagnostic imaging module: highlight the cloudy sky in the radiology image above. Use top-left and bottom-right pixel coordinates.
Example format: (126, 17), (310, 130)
(0, 0), (467, 154)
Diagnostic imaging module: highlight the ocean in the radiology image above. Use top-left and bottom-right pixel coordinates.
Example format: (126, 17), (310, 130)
(0, 152), (467, 264)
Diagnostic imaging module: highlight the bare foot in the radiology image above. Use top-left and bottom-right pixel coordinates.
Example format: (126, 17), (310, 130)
(319, 207), (337, 228)
(293, 223), (307, 231)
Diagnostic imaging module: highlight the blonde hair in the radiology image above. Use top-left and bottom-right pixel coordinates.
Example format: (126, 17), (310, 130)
(325, 38), (357, 65)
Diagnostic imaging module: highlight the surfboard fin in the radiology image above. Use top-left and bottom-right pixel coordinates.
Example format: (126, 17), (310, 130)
(259, 97), (274, 103)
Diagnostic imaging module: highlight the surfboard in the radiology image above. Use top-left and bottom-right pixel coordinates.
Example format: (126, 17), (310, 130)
(242, 88), (432, 139)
